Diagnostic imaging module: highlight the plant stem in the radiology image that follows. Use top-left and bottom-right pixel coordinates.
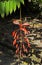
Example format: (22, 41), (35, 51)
(20, 5), (21, 20)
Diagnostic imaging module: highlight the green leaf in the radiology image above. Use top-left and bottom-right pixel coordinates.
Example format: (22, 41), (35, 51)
(5, 1), (9, 16)
(9, 0), (13, 14)
(13, 0), (17, 12)
(0, 0), (24, 18)
(16, 0), (20, 8)
(20, 0), (24, 4)
(0, 2), (5, 18)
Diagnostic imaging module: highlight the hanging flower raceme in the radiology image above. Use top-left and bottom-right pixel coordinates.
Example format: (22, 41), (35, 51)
(12, 19), (31, 56)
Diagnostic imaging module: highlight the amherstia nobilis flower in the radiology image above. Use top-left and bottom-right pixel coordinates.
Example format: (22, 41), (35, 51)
(12, 20), (30, 56)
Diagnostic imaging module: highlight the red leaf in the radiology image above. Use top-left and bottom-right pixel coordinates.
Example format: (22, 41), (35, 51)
(13, 39), (16, 45)
(16, 48), (19, 54)
(16, 44), (18, 48)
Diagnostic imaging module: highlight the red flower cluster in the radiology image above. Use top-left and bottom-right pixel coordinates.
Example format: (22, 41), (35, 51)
(12, 20), (30, 56)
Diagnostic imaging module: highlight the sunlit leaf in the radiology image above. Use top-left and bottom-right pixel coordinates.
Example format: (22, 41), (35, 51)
(0, 2), (5, 18)
(9, 0), (13, 14)
(20, 0), (24, 4)
(5, 1), (9, 16)
(0, 0), (25, 18)
(30, 54), (41, 63)
(16, 0), (20, 8)
(13, 0), (17, 12)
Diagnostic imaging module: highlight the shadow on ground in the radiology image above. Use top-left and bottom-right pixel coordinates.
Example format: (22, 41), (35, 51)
(0, 46), (18, 65)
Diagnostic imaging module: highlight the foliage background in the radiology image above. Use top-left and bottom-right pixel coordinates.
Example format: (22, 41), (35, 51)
(0, 0), (42, 18)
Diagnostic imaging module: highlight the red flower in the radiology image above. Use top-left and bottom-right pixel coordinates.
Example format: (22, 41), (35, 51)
(12, 20), (31, 56)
